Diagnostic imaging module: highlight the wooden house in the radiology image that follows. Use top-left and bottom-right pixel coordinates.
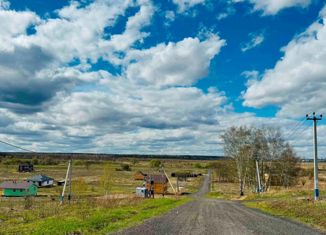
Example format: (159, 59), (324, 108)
(27, 175), (54, 187)
(134, 171), (148, 180)
(18, 163), (34, 172)
(144, 174), (168, 195)
(0, 181), (37, 197)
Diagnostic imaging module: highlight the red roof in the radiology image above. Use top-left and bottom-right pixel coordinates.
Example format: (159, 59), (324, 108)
(0, 181), (33, 189)
(144, 175), (168, 184)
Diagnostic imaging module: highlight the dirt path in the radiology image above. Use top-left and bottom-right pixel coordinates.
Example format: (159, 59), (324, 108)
(114, 172), (324, 235)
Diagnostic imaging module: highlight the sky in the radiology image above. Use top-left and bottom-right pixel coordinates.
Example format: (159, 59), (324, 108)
(0, 0), (325, 158)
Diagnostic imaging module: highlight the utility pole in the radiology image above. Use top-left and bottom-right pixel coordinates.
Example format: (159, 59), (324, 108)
(255, 158), (262, 193)
(60, 158), (72, 205)
(306, 112), (323, 201)
(68, 157), (73, 203)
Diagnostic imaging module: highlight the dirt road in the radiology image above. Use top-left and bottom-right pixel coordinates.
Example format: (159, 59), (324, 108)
(115, 172), (324, 235)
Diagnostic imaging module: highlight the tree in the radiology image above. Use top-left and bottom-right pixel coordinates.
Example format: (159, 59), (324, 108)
(150, 159), (162, 168)
(222, 126), (300, 195)
(222, 126), (254, 196)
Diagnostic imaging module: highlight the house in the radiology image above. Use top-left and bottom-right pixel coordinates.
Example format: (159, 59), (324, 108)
(134, 171), (148, 180)
(27, 175), (54, 187)
(144, 174), (168, 195)
(0, 181), (37, 197)
(18, 163), (34, 172)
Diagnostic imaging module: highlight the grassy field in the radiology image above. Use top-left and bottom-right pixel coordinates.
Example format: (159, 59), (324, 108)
(0, 197), (190, 235)
(209, 162), (326, 231)
(0, 158), (206, 234)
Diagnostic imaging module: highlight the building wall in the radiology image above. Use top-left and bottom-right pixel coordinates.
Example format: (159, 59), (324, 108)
(40, 180), (54, 187)
(146, 183), (168, 194)
(3, 185), (37, 197)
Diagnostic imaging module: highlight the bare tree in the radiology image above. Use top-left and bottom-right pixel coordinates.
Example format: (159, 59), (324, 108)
(222, 127), (254, 196)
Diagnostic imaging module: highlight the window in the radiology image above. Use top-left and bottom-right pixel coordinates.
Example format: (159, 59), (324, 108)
(13, 189), (16, 192)
(20, 189), (23, 192)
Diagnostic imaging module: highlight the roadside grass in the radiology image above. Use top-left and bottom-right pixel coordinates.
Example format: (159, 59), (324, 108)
(209, 163), (326, 231)
(1, 197), (190, 235)
(244, 199), (326, 231)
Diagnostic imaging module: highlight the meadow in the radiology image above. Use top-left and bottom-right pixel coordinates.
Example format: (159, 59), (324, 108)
(0, 158), (206, 234)
(209, 162), (326, 231)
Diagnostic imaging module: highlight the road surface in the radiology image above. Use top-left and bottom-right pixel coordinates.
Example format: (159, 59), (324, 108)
(115, 172), (324, 235)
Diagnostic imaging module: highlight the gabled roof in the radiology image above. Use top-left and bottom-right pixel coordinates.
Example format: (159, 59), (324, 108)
(27, 175), (54, 182)
(0, 181), (33, 189)
(145, 174), (168, 184)
(135, 171), (147, 176)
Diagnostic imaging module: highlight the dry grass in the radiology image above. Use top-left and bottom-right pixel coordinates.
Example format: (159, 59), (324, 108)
(0, 158), (206, 234)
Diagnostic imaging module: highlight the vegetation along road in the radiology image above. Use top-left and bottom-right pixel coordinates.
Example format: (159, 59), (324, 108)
(115, 172), (324, 235)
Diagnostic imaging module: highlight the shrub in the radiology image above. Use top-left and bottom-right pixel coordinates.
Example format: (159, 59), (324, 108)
(150, 159), (162, 168)
(120, 164), (131, 171)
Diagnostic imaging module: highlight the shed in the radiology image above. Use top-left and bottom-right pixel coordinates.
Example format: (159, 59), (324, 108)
(144, 174), (168, 195)
(0, 181), (37, 197)
(135, 187), (146, 197)
(134, 171), (148, 180)
(18, 163), (34, 172)
(27, 175), (54, 187)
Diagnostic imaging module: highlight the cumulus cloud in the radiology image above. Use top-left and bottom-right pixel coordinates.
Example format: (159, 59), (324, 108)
(250, 0), (311, 15)
(0, 0), (154, 114)
(172, 0), (207, 13)
(241, 32), (265, 52)
(124, 34), (225, 87)
(232, 0), (312, 15)
(243, 9), (326, 117)
(0, 9), (39, 52)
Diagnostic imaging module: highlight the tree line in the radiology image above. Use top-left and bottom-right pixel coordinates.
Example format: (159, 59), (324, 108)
(219, 126), (301, 196)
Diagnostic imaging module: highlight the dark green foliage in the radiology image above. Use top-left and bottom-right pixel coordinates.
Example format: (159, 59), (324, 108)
(150, 159), (162, 168)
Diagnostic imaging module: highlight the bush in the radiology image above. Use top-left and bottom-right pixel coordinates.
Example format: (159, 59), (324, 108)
(150, 159), (162, 168)
(120, 164), (131, 171)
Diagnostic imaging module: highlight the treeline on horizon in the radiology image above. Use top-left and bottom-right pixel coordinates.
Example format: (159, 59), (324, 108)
(0, 152), (227, 161)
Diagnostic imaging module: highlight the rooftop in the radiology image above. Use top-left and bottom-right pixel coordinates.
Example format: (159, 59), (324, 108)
(27, 175), (54, 182)
(0, 181), (33, 189)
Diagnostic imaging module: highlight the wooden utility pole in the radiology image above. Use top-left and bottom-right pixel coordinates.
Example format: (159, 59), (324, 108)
(306, 112), (323, 201)
(60, 159), (72, 204)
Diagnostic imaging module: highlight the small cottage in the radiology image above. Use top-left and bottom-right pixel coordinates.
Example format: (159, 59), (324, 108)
(134, 171), (148, 180)
(144, 174), (168, 195)
(0, 181), (37, 197)
(18, 163), (34, 172)
(27, 175), (54, 187)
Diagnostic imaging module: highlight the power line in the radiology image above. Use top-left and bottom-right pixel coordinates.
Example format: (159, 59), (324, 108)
(0, 139), (35, 153)
(283, 118), (306, 137)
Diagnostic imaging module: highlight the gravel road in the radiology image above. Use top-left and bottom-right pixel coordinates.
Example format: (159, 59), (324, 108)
(114, 172), (324, 235)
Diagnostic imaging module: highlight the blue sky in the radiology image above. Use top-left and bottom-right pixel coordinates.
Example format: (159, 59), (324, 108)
(0, 0), (325, 157)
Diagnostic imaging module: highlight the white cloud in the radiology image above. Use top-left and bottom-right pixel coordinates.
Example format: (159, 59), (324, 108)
(0, 9), (39, 52)
(0, 0), (10, 10)
(243, 10), (326, 117)
(124, 34), (225, 87)
(164, 10), (176, 26)
(242, 0), (312, 15)
(172, 0), (207, 13)
(216, 4), (236, 21)
(241, 32), (265, 52)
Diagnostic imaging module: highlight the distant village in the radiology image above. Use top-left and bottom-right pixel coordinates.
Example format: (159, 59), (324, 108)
(0, 161), (200, 198)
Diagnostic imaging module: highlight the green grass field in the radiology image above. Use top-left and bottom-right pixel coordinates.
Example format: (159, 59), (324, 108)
(0, 158), (205, 234)
(0, 197), (190, 235)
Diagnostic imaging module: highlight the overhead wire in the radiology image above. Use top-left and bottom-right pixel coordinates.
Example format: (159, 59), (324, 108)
(0, 139), (35, 153)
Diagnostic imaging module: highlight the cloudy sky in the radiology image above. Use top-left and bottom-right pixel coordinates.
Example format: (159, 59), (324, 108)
(0, 0), (325, 158)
